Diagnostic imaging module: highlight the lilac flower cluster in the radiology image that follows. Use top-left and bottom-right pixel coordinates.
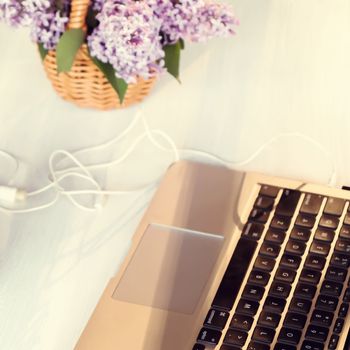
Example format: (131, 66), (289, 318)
(0, 0), (68, 49)
(88, 0), (165, 84)
(31, 10), (68, 50)
(0, 0), (49, 27)
(1, 0), (238, 82)
(88, 0), (238, 82)
(160, 0), (239, 44)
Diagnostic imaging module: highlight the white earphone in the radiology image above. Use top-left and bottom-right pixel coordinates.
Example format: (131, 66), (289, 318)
(0, 109), (337, 214)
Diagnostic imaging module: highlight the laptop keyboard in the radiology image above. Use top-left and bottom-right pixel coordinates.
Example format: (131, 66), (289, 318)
(193, 185), (350, 350)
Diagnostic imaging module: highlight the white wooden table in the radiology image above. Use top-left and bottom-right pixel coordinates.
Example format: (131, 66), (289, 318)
(1, 1), (350, 349)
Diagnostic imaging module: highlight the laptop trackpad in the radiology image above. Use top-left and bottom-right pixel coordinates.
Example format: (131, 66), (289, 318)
(112, 224), (224, 314)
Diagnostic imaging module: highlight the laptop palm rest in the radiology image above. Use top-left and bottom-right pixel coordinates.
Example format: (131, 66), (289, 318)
(112, 223), (224, 314)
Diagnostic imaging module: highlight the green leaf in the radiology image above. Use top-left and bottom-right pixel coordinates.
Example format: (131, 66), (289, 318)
(179, 38), (185, 50)
(38, 43), (48, 61)
(164, 41), (181, 81)
(91, 57), (128, 103)
(56, 28), (85, 73)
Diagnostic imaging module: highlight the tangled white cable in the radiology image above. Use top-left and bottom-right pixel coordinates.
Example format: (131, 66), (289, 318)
(0, 110), (180, 213)
(0, 109), (337, 214)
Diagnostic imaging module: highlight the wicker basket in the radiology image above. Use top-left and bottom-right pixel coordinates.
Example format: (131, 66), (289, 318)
(42, 0), (156, 110)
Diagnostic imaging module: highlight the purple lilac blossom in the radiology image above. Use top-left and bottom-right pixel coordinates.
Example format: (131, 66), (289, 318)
(92, 0), (104, 12)
(0, 0), (68, 49)
(31, 10), (68, 49)
(88, 0), (165, 84)
(0, 0), (50, 27)
(158, 0), (239, 44)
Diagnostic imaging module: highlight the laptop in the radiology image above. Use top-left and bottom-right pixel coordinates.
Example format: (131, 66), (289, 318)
(75, 160), (350, 350)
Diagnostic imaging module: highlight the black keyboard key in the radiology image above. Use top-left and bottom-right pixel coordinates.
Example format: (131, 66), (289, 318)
(264, 296), (286, 313)
(300, 193), (323, 216)
(333, 318), (344, 334)
(242, 284), (265, 301)
(260, 185), (279, 198)
(300, 269), (321, 284)
(280, 254), (301, 269)
(295, 214), (315, 229)
(329, 334), (339, 350)
(230, 314), (253, 331)
(252, 326), (275, 344)
(220, 346), (241, 350)
(289, 297), (311, 314)
(197, 327), (222, 344)
(335, 239), (350, 254)
(249, 208), (270, 224)
(290, 227), (311, 242)
(344, 213), (350, 226)
(204, 309), (230, 330)
(340, 225), (350, 239)
(270, 282), (291, 299)
(258, 311), (281, 328)
(310, 241), (330, 256)
(270, 216), (291, 231)
(242, 222), (265, 240)
(304, 255), (325, 271)
(254, 256), (275, 272)
(278, 327), (301, 345)
(301, 340), (324, 350)
(316, 294), (338, 311)
(344, 325), (350, 348)
(284, 312), (307, 329)
(305, 325), (328, 342)
(275, 343), (296, 350)
(285, 240), (306, 256)
(344, 287), (350, 302)
(255, 196), (275, 210)
(324, 197), (345, 217)
(275, 268), (296, 283)
(311, 309), (333, 327)
(212, 238), (257, 310)
(275, 189), (301, 217)
(248, 270), (270, 286)
(236, 299), (259, 316)
(319, 215), (339, 230)
(193, 344), (205, 350)
(320, 281), (343, 297)
(223, 329), (247, 347)
(314, 228), (335, 243)
(326, 266), (347, 282)
(295, 283), (316, 299)
(265, 229), (285, 244)
(338, 302), (349, 318)
(260, 242), (280, 258)
(248, 341), (270, 350)
(330, 253), (350, 268)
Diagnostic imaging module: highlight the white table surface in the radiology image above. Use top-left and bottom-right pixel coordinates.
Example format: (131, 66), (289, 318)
(1, 1), (350, 349)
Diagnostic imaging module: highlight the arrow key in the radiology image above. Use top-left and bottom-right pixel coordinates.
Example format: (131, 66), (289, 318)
(252, 326), (275, 344)
(224, 329), (247, 347)
(230, 313), (254, 331)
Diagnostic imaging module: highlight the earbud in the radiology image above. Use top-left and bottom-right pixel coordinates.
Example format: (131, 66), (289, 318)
(0, 186), (27, 205)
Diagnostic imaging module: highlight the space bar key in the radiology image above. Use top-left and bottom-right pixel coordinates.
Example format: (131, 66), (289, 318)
(212, 238), (257, 310)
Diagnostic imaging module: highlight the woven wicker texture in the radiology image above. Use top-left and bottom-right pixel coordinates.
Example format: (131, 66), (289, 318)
(42, 0), (156, 110)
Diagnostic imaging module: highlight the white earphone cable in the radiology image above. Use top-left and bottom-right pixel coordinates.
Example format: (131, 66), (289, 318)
(0, 110), (337, 213)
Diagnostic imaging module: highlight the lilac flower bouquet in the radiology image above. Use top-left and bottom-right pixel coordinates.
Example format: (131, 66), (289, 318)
(0, 0), (239, 102)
